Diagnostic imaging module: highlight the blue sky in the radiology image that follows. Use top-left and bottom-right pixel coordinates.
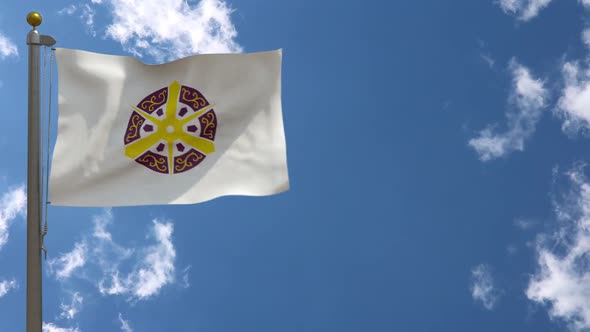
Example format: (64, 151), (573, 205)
(3, 0), (590, 331)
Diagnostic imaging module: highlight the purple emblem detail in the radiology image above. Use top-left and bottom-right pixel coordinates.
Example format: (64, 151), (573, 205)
(156, 108), (164, 116)
(179, 85), (210, 112)
(136, 87), (168, 114)
(187, 125), (198, 133)
(144, 124), (154, 132)
(156, 143), (165, 152)
(135, 151), (168, 174)
(123, 111), (145, 144)
(173, 148), (206, 174)
(199, 110), (217, 141)
(179, 107), (188, 117)
(176, 143), (185, 152)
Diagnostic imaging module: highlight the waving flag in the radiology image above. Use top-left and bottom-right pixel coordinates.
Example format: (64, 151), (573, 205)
(49, 48), (288, 206)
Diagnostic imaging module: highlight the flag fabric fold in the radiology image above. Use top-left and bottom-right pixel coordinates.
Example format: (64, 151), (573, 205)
(49, 48), (288, 206)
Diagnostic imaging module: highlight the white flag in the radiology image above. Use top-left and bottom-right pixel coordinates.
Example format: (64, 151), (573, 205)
(49, 48), (288, 206)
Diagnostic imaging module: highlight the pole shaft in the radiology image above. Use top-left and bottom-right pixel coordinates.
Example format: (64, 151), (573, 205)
(26, 28), (42, 332)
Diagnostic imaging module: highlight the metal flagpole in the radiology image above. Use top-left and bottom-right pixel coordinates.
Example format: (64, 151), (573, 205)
(26, 12), (55, 332)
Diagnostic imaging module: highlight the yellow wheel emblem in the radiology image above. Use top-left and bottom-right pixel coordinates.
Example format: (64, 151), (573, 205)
(123, 81), (217, 174)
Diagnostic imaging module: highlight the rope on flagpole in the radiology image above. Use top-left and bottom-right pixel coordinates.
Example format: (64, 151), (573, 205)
(40, 48), (54, 260)
(39, 46), (47, 260)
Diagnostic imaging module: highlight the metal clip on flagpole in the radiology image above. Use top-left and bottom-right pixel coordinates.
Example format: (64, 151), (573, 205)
(26, 11), (55, 332)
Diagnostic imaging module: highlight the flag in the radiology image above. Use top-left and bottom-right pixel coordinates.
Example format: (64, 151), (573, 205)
(49, 48), (288, 206)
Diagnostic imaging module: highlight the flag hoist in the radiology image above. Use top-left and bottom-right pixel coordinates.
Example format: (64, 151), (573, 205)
(26, 11), (55, 332)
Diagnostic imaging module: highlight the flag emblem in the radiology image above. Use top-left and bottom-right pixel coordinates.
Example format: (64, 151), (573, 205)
(123, 81), (217, 174)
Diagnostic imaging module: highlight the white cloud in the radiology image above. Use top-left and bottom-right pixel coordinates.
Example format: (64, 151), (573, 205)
(98, 271), (127, 296)
(0, 185), (26, 251)
(0, 279), (17, 297)
(0, 32), (18, 59)
(514, 218), (538, 230)
(181, 265), (191, 288)
(48, 242), (87, 280)
(133, 221), (175, 298)
(497, 0), (553, 21)
(90, 210), (134, 274)
(93, 209), (113, 241)
(59, 292), (83, 320)
(118, 313), (133, 332)
(526, 166), (590, 331)
(48, 209), (135, 282)
(470, 264), (501, 310)
(554, 61), (590, 135)
(80, 4), (97, 36)
(99, 220), (176, 300)
(58, 5), (77, 15)
(42, 323), (80, 332)
(481, 54), (496, 69)
(552, 6), (590, 135)
(85, 0), (242, 61)
(469, 60), (547, 161)
(507, 244), (518, 255)
(58, 4), (97, 36)
(50, 210), (178, 301)
(582, 28), (590, 50)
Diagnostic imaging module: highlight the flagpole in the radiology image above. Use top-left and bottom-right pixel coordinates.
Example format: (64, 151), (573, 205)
(26, 12), (55, 332)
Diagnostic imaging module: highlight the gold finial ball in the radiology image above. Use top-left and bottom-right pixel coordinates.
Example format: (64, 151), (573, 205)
(26, 12), (42, 28)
